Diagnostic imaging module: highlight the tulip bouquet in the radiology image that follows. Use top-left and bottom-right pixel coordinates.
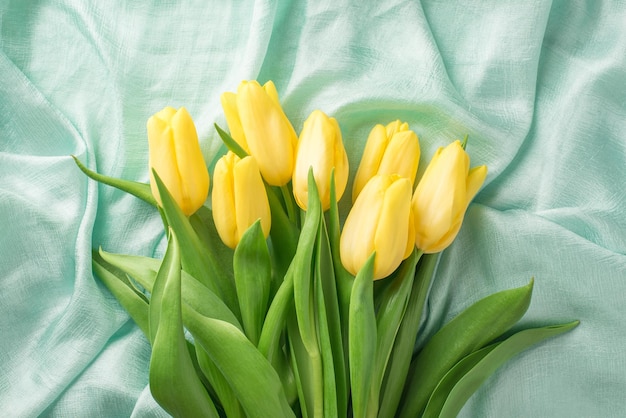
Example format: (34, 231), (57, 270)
(74, 80), (578, 418)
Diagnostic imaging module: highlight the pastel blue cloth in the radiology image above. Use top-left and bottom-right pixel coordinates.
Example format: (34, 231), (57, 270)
(1, 1), (625, 416)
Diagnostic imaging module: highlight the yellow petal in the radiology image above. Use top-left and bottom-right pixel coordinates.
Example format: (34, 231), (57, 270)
(340, 176), (384, 276)
(220, 92), (249, 152)
(373, 176), (411, 279)
(262, 80), (281, 106)
(237, 81), (297, 185)
(352, 124), (387, 202)
(234, 156), (271, 242)
(293, 110), (348, 210)
(147, 114), (183, 209)
(465, 165), (488, 203)
(376, 130), (420, 187)
(212, 153), (238, 248)
(171, 107), (210, 215)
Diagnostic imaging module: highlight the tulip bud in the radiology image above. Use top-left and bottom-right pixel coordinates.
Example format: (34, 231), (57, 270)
(212, 152), (271, 249)
(352, 120), (420, 202)
(340, 174), (413, 280)
(292, 110), (349, 211)
(220, 80), (298, 186)
(147, 106), (209, 216)
(411, 140), (487, 253)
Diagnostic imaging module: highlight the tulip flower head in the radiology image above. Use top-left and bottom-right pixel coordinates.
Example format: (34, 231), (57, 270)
(292, 110), (349, 211)
(220, 80), (298, 186)
(147, 106), (209, 216)
(212, 152), (271, 249)
(352, 120), (420, 202)
(340, 174), (413, 280)
(411, 140), (487, 253)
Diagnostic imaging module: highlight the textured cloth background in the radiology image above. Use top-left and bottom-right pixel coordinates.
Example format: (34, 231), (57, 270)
(1, 1), (625, 416)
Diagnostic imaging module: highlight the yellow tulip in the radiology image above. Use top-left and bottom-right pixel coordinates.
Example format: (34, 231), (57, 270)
(352, 120), (420, 202)
(411, 140), (487, 253)
(340, 174), (413, 280)
(212, 152), (271, 249)
(292, 110), (349, 211)
(147, 106), (209, 216)
(220, 80), (298, 186)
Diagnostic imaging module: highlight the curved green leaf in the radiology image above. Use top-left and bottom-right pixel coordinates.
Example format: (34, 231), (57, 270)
(214, 123), (248, 159)
(422, 343), (499, 418)
(349, 253), (377, 418)
(368, 249), (421, 413)
(234, 220), (272, 345)
(152, 170), (240, 321)
(149, 230), (219, 417)
(92, 255), (150, 338)
(378, 253), (439, 418)
(398, 279), (534, 418)
(435, 321), (579, 418)
(184, 307), (295, 418)
(72, 155), (156, 206)
(292, 169), (324, 417)
(98, 250), (242, 331)
(195, 342), (245, 418)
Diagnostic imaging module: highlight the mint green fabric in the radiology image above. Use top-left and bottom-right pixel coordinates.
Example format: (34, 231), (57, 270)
(1, 1), (624, 416)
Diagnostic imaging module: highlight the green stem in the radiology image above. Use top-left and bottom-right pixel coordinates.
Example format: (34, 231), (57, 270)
(281, 184), (298, 226)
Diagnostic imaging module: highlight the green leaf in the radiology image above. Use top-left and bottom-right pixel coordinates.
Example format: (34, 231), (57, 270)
(428, 321), (580, 418)
(378, 253), (439, 418)
(368, 249), (421, 414)
(326, 169), (354, 401)
(316, 214), (347, 417)
(183, 306), (295, 418)
(292, 169), (324, 417)
(287, 311), (314, 418)
(266, 184), (300, 286)
(190, 205), (234, 278)
(72, 155), (156, 206)
(234, 220), (272, 345)
(194, 341), (246, 418)
(98, 250), (242, 332)
(148, 230), (219, 417)
(214, 123), (248, 159)
(152, 170), (241, 321)
(258, 266), (294, 362)
(349, 253), (377, 418)
(422, 343), (499, 418)
(398, 279), (535, 418)
(92, 254), (150, 338)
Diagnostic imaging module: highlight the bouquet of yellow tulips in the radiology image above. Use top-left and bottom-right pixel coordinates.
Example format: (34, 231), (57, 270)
(74, 80), (578, 418)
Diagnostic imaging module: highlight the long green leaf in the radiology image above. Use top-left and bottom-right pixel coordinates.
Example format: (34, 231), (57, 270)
(152, 170), (241, 321)
(184, 306), (295, 418)
(195, 341), (246, 418)
(190, 205), (234, 277)
(92, 255), (150, 338)
(72, 155), (156, 206)
(98, 249), (242, 331)
(368, 249), (421, 414)
(148, 231), (219, 417)
(292, 169), (324, 418)
(326, 170), (354, 401)
(432, 321), (580, 418)
(422, 343), (499, 418)
(234, 220), (272, 345)
(266, 183), (300, 292)
(314, 221), (336, 418)
(349, 253), (377, 418)
(288, 311), (314, 418)
(214, 123), (248, 159)
(377, 253), (439, 417)
(316, 215), (347, 417)
(398, 279), (535, 418)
